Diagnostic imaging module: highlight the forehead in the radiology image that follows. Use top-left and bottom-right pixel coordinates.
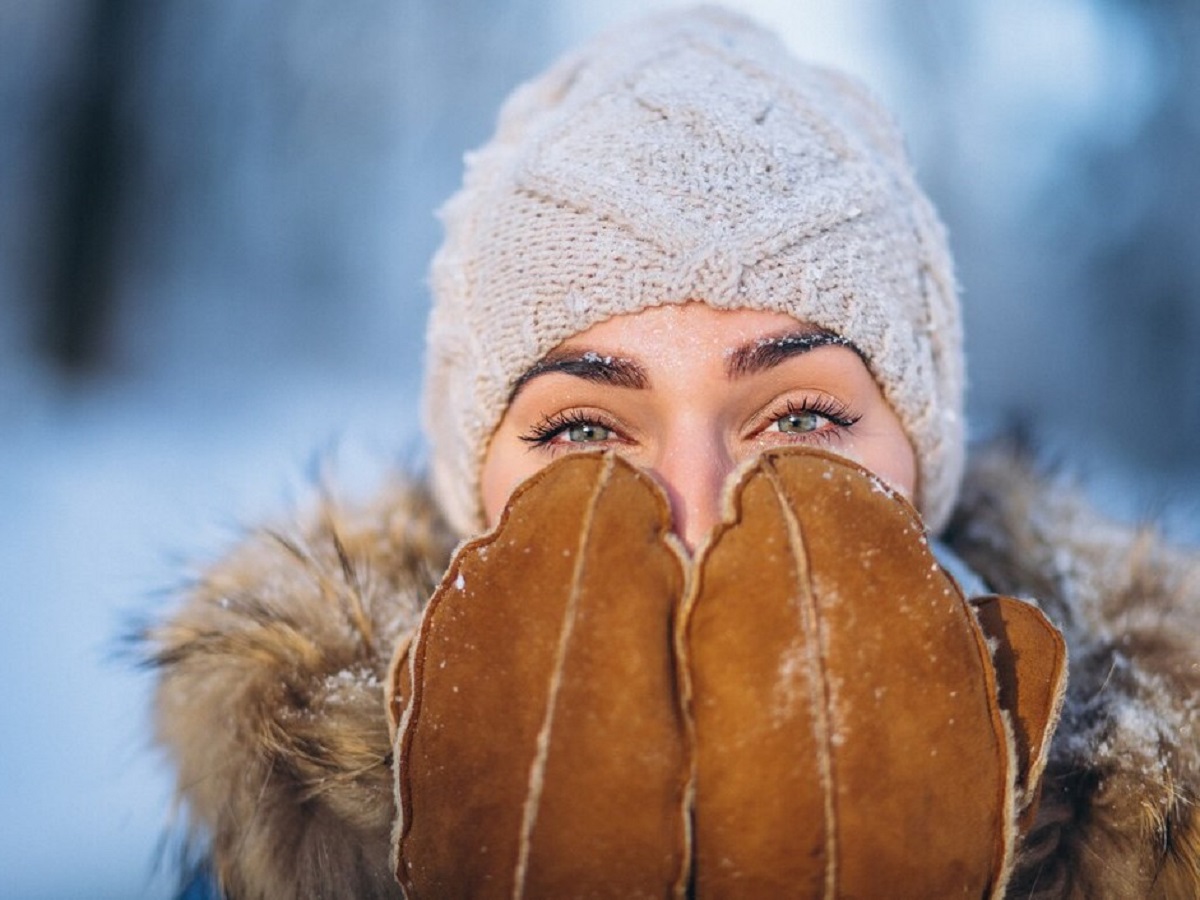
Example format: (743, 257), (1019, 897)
(554, 303), (817, 354)
(506, 301), (865, 406)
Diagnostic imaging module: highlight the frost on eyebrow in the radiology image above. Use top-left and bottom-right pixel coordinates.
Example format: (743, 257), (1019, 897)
(724, 330), (863, 378)
(508, 350), (647, 403)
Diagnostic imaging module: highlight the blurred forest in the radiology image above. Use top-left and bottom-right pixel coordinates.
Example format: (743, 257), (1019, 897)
(886, 0), (1200, 475)
(3, 0), (1198, 472)
(1, 1), (1197, 897)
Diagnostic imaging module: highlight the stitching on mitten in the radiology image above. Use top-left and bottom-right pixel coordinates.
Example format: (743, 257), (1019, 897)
(763, 458), (839, 897)
(513, 452), (615, 898)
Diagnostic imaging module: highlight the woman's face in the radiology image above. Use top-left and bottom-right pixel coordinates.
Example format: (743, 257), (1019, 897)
(481, 302), (916, 550)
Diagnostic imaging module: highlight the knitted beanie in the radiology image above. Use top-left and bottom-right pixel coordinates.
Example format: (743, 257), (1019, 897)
(423, 5), (964, 536)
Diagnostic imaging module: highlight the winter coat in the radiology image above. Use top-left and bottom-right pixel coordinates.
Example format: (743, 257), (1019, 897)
(142, 442), (1200, 899)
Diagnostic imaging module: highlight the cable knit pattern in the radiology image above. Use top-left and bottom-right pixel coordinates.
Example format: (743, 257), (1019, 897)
(424, 5), (964, 536)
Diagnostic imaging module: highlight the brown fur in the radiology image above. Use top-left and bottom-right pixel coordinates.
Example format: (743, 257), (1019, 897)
(140, 445), (1199, 898)
(140, 478), (454, 900)
(945, 444), (1200, 898)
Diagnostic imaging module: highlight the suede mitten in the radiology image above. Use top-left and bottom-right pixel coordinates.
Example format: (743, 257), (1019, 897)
(390, 448), (1067, 898)
(391, 452), (692, 899)
(682, 449), (1066, 899)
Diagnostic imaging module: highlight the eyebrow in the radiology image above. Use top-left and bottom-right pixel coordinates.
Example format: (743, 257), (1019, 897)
(509, 327), (864, 402)
(508, 350), (648, 403)
(725, 329), (863, 378)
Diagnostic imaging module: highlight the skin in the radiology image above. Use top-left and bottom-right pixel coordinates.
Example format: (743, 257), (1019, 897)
(480, 302), (916, 551)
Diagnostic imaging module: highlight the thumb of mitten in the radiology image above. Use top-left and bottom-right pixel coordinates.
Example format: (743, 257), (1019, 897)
(970, 593), (1067, 831)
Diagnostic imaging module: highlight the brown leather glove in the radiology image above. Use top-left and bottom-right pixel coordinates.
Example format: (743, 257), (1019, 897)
(390, 452), (692, 898)
(389, 448), (1067, 899)
(683, 449), (1066, 899)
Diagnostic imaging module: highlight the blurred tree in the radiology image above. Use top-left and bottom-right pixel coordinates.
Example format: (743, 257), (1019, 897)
(1066, 0), (1200, 465)
(4, 0), (552, 384)
(40, 0), (136, 373)
(883, 0), (1200, 474)
(0, 0), (142, 376)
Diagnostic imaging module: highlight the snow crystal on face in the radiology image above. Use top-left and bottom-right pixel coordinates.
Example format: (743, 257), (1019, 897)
(733, 333), (855, 356)
(454, 571), (466, 591)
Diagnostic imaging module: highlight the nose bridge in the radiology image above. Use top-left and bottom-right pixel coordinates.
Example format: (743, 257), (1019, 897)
(653, 422), (735, 551)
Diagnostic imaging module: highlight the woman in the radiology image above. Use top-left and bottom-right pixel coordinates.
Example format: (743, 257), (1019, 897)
(144, 7), (1200, 898)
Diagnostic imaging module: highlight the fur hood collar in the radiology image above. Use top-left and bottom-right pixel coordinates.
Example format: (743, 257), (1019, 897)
(945, 446), (1200, 897)
(141, 444), (1200, 898)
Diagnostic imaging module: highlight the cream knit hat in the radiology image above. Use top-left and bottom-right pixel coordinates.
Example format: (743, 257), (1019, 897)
(424, 5), (964, 536)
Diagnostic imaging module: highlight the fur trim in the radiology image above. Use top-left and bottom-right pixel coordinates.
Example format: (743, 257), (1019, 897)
(139, 479), (454, 900)
(139, 444), (1199, 897)
(946, 443), (1200, 898)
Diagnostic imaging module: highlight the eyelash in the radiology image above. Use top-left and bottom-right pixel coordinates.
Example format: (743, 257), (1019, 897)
(517, 396), (862, 450)
(769, 397), (862, 433)
(519, 409), (624, 448)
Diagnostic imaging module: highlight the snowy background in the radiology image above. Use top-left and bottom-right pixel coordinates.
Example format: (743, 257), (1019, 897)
(2, 1), (1198, 897)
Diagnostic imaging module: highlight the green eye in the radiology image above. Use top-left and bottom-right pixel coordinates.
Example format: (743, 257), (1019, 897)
(566, 422), (612, 442)
(774, 411), (823, 434)
(520, 412), (622, 448)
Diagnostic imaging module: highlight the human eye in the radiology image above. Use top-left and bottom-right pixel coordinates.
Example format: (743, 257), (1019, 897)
(761, 397), (861, 440)
(518, 410), (622, 449)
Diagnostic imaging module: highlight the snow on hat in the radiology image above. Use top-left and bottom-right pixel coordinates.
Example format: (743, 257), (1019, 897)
(423, 5), (964, 536)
